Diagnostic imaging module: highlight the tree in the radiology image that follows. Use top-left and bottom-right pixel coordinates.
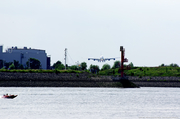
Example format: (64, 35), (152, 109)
(81, 62), (87, 70)
(101, 64), (111, 70)
(56, 64), (65, 70)
(173, 64), (179, 67)
(4, 62), (13, 69)
(52, 61), (65, 70)
(26, 58), (41, 69)
(128, 62), (134, 68)
(70, 65), (78, 70)
(19, 64), (24, 69)
(160, 64), (165, 67)
(112, 61), (120, 69)
(89, 64), (100, 73)
(13, 60), (20, 69)
(9, 63), (15, 69)
(52, 61), (62, 69)
(169, 63), (179, 67)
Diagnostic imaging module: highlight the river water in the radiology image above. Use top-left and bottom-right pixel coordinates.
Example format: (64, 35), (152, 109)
(0, 87), (180, 119)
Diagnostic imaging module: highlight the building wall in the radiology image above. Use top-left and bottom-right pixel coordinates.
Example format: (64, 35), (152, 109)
(47, 57), (51, 69)
(0, 46), (49, 69)
(0, 46), (3, 68)
(0, 46), (2, 59)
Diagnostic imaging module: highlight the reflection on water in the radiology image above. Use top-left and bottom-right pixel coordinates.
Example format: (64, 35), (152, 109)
(0, 87), (180, 119)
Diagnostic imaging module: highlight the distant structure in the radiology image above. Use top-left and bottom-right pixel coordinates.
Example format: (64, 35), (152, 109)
(64, 48), (67, 70)
(119, 46), (129, 77)
(0, 45), (50, 69)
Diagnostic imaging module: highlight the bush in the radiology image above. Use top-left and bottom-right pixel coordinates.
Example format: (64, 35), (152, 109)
(9, 64), (15, 69)
(1, 67), (5, 69)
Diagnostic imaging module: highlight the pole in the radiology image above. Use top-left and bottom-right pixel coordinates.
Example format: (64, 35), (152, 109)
(120, 46), (124, 77)
(65, 48), (67, 70)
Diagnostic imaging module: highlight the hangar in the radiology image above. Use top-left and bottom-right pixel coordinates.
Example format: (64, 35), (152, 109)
(0, 45), (50, 69)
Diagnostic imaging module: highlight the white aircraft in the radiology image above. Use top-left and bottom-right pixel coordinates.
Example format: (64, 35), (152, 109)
(88, 55), (116, 62)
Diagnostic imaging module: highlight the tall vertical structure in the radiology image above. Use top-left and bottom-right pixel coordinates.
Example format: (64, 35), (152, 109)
(64, 48), (67, 70)
(120, 46), (124, 77)
(120, 46), (128, 77)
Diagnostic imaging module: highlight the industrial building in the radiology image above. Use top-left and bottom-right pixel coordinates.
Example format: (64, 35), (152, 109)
(0, 45), (50, 69)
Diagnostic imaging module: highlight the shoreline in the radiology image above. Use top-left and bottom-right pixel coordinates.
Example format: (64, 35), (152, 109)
(0, 72), (180, 87)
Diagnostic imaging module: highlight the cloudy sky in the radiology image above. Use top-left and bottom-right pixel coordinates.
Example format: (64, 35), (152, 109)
(0, 0), (180, 68)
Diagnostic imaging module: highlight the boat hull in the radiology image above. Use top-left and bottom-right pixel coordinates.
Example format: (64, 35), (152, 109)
(2, 95), (17, 99)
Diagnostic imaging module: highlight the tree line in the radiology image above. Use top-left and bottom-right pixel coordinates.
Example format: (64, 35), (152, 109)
(52, 60), (134, 74)
(0, 58), (41, 69)
(0, 58), (179, 73)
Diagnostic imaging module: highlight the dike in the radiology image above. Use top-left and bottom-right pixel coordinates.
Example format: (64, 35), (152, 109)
(127, 76), (180, 87)
(0, 72), (180, 87)
(0, 72), (124, 87)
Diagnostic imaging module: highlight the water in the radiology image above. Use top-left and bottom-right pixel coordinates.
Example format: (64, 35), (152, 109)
(0, 87), (180, 119)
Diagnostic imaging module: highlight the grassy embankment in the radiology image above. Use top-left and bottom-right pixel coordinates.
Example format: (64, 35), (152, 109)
(0, 66), (180, 77)
(2, 67), (179, 87)
(99, 66), (180, 77)
(0, 69), (84, 73)
(0, 69), (138, 88)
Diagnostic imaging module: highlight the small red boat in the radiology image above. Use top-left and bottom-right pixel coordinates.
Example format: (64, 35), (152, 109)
(2, 94), (18, 99)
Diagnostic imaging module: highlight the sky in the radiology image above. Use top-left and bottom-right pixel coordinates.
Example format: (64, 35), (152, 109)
(0, 0), (180, 69)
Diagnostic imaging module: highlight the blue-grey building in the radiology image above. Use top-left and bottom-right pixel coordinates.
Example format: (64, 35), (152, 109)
(0, 45), (50, 69)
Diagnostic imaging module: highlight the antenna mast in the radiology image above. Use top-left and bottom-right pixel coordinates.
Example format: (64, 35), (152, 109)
(64, 48), (67, 70)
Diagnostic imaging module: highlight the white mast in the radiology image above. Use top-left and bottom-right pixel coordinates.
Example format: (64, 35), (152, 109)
(64, 48), (67, 70)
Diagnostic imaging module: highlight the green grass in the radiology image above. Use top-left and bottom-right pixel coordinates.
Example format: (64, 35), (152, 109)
(1, 66), (180, 77)
(98, 66), (180, 77)
(0, 69), (84, 73)
(124, 66), (180, 77)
